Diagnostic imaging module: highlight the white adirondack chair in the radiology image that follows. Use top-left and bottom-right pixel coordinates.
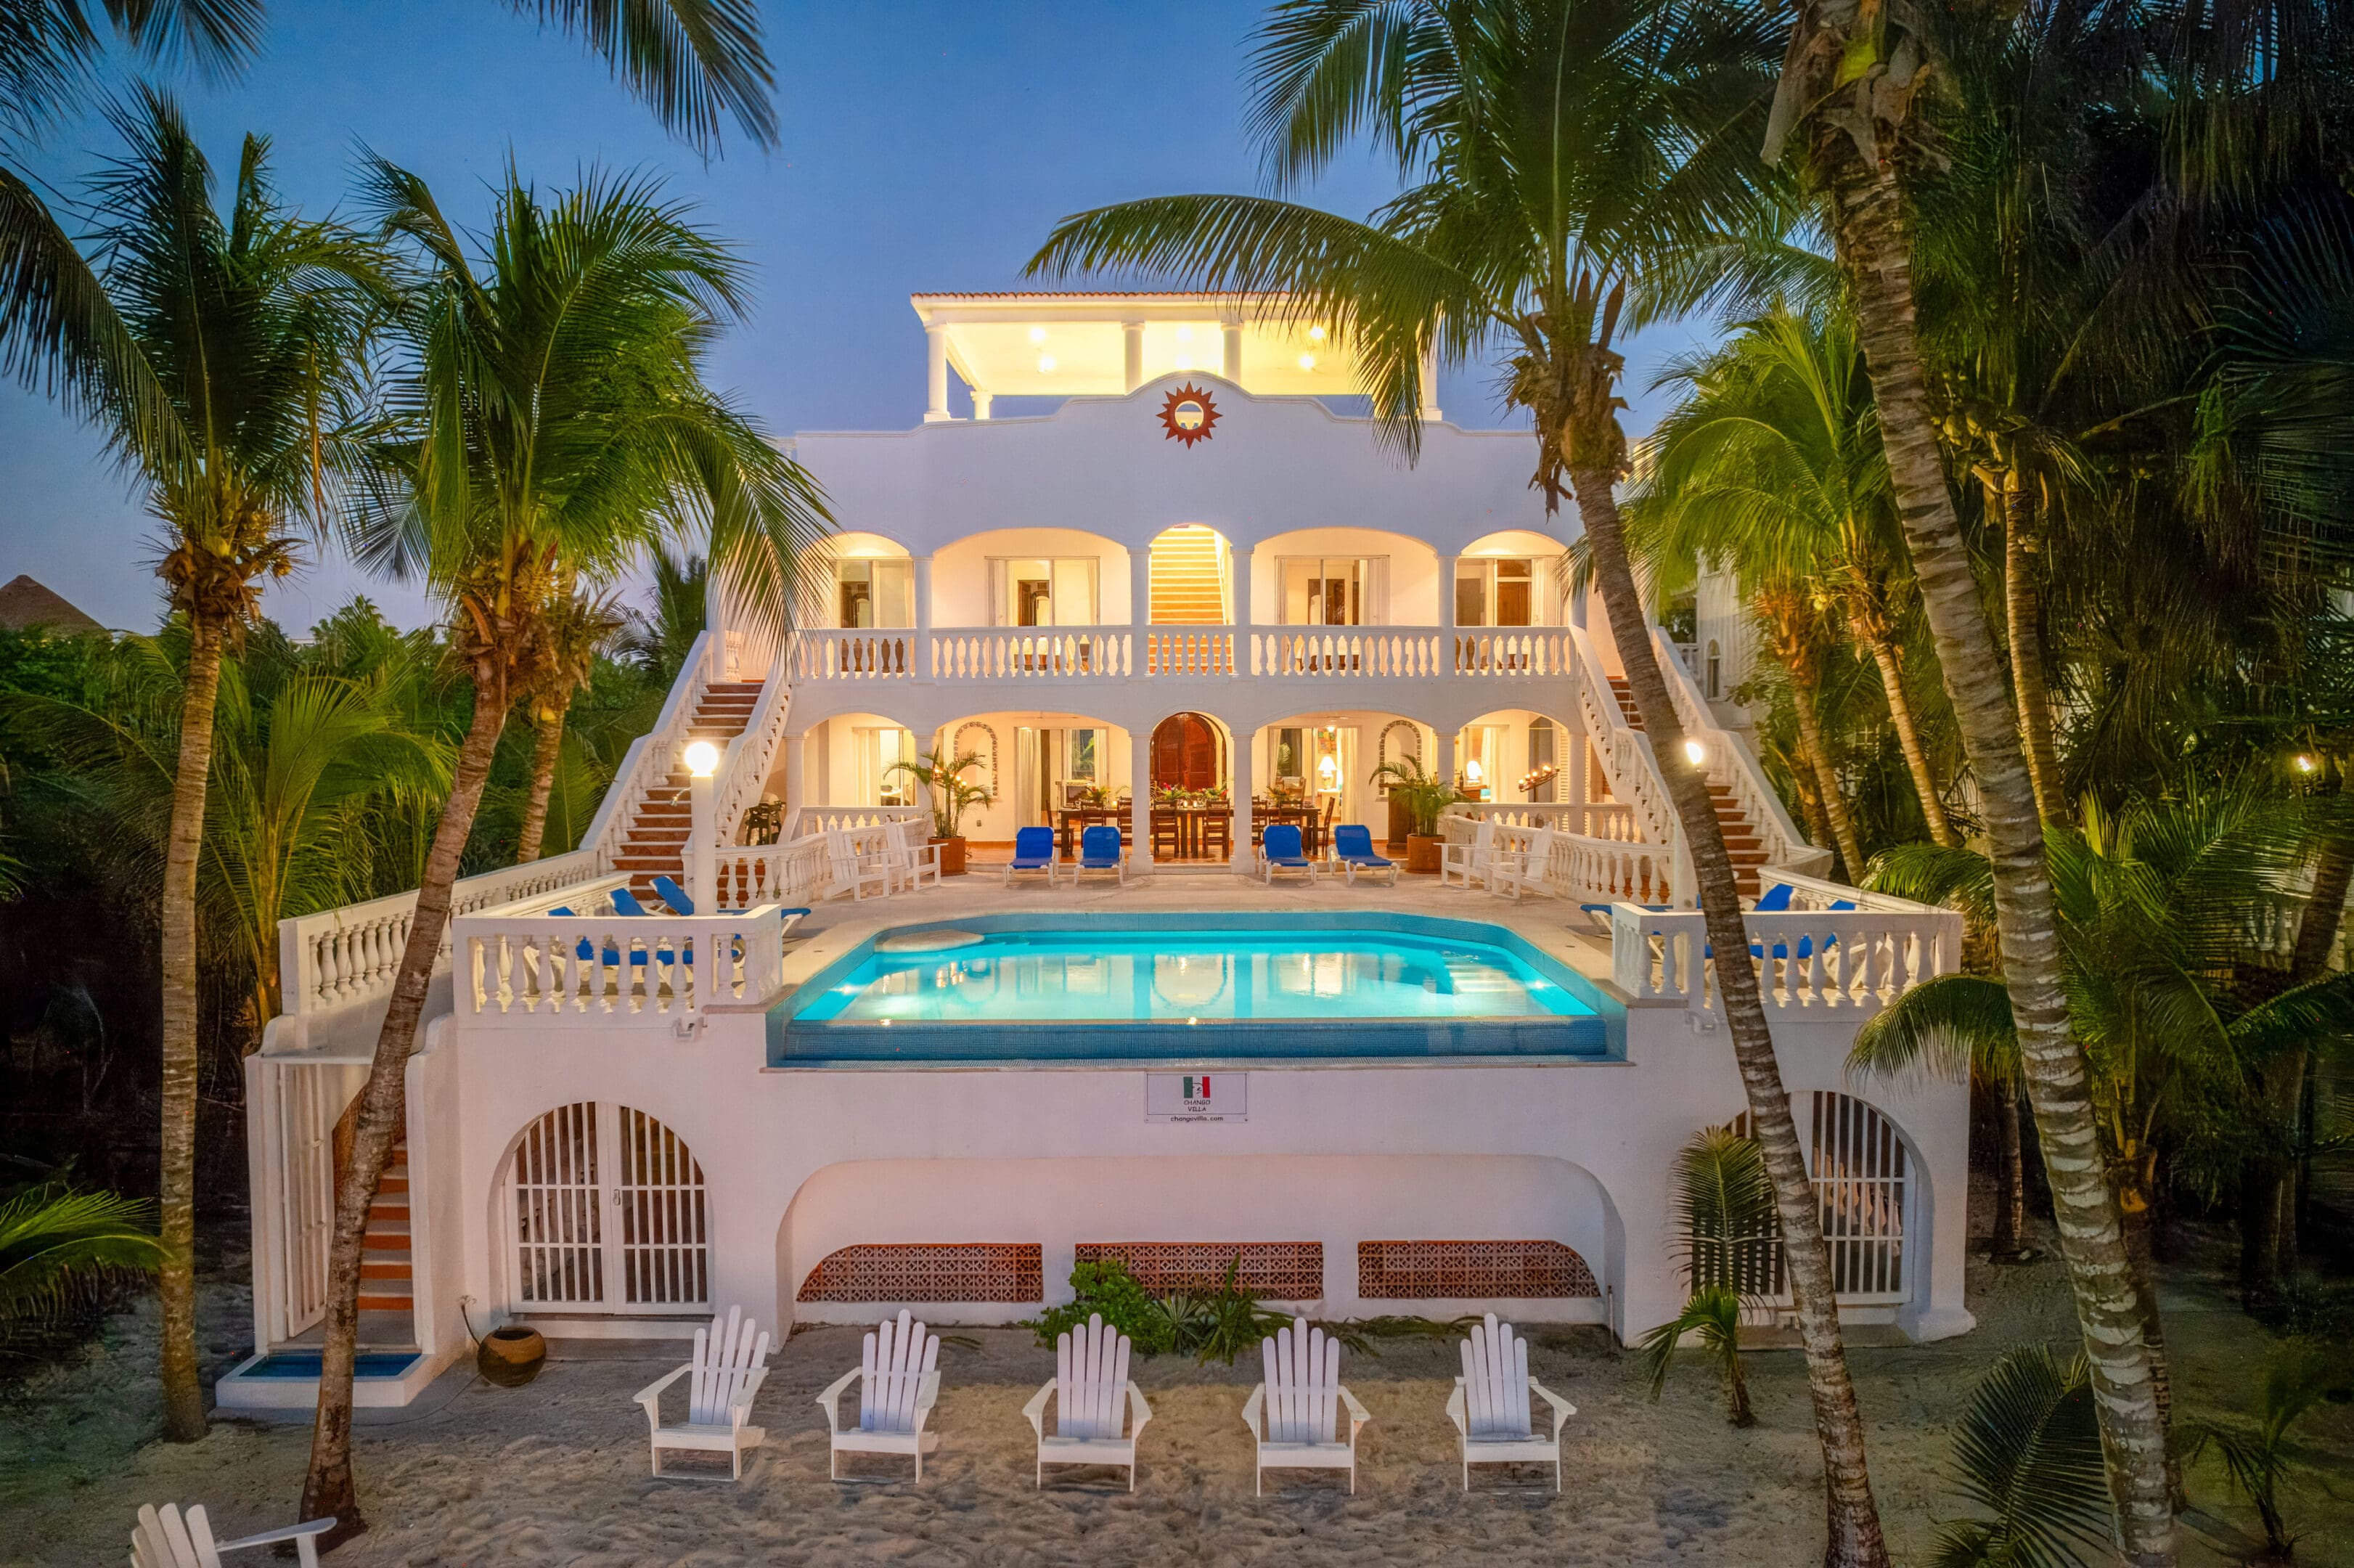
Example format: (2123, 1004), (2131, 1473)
(817, 1309), (943, 1480)
(1021, 1312), (1154, 1490)
(1444, 1315), (1575, 1491)
(1437, 820), (1499, 889)
(632, 1305), (772, 1479)
(1241, 1316), (1370, 1495)
(883, 818), (944, 891)
(825, 827), (892, 901)
(131, 1503), (334, 1568)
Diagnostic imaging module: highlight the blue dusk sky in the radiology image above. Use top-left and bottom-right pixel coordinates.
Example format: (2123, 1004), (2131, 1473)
(0, 1), (1713, 632)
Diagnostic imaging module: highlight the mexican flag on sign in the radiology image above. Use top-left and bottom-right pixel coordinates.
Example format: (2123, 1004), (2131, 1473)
(1184, 1076), (1211, 1099)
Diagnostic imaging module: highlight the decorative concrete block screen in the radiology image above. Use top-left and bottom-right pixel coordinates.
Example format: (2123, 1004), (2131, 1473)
(1356, 1240), (1600, 1299)
(1075, 1242), (1324, 1299)
(796, 1243), (1044, 1304)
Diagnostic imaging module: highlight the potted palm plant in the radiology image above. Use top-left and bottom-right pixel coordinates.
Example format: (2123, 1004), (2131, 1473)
(886, 748), (993, 876)
(1370, 756), (1458, 873)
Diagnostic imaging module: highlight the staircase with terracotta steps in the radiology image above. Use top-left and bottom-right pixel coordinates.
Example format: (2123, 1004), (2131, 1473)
(356, 1140), (413, 1315)
(1606, 676), (1768, 897)
(612, 679), (764, 900)
(1148, 524), (1228, 625)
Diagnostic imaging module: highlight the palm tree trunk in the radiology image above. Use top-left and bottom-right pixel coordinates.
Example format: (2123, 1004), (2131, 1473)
(158, 611), (226, 1445)
(2118, 1188), (2182, 1506)
(513, 701), (566, 862)
(1827, 154), (2175, 1566)
(300, 668), (509, 1546)
(1574, 466), (1890, 1568)
(2244, 833), (2354, 1295)
(1861, 626), (1958, 846)
(2003, 478), (2066, 822)
(1788, 674), (1867, 880)
(1991, 1074), (2028, 1258)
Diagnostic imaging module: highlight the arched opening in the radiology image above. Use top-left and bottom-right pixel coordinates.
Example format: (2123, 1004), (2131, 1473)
(817, 532), (915, 629)
(1150, 711), (1223, 793)
(1710, 1091), (1914, 1306)
(501, 1102), (709, 1315)
(1146, 524), (1232, 625)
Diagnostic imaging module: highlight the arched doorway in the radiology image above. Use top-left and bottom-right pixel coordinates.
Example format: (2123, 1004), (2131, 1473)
(1717, 1092), (1913, 1304)
(1151, 711), (1222, 792)
(503, 1102), (709, 1314)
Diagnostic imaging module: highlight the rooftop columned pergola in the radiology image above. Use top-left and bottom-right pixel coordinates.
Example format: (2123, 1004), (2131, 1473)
(910, 291), (1441, 422)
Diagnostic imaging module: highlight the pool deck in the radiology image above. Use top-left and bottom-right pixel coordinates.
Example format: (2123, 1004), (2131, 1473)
(775, 865), (1620, 1005)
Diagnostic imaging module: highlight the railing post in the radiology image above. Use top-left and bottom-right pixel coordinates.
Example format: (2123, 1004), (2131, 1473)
(912, 554), (933, 679)
(1129, 728), (1151, 870)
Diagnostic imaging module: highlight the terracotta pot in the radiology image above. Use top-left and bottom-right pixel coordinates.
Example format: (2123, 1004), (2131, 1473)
(477, 1325), (546, 1387)
(1405, 834), (1444, 875)
(932, 835), (968, 876)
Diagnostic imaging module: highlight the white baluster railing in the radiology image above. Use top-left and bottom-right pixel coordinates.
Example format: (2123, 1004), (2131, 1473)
(1568, 624), (1688, 894)
(716, 659), (791, 846)
(1144, 627), (1236, 675)
(1608, 889), (1961, 1016)
(790, 628), (915, 679)
(1450, 629), (1572, 678)
(927, 628), (1133, 680)
(457, 900), (790, 1025)
(586, 631), (713, 875)
(785, 804), (927, 839)
(1440, 801), (1642, 841)
(1648, 626), (1828, 880)
(714, 833), (834, 911)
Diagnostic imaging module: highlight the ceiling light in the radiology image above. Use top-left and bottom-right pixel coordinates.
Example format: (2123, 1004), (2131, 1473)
(1308, 324), (1327, 341)
(1298, 354), (1317, 371)
(1173, 354), (1191, 370)
(1037, 355), (1056, 373)
(1028, 327), (1047, 344)
(1175, 325), (1193, 341)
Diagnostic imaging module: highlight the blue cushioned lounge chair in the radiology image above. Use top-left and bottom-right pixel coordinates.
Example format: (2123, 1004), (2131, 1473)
(1328, 824), (1397, 886)
(1005, 825), (1059, 886)
(1074, 822), (1129, 886)
(1259, 822), (1315, 883)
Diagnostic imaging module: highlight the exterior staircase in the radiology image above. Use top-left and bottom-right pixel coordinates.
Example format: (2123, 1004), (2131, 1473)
(1606, 676), (1767, 897)
(613, 679), (764, 899)
(356, 1140), (412, 1315)
(1149, 525), (1227, 624)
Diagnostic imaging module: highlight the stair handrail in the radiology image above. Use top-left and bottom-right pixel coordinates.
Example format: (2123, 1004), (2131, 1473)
(586, 630), (712, 873)
(1566, 624), (1692, 900)
(1644, 626), (1829, 879)
(716, 656), (791, 846)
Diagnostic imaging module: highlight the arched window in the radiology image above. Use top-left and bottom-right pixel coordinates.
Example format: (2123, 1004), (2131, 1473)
(1705, 639), (1722, 700)
(1716, 1092), (1910, 1302)
(505, 1102), (709, 1313)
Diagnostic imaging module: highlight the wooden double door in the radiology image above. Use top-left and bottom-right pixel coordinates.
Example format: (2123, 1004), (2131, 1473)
(1151, 712), (1222, 793)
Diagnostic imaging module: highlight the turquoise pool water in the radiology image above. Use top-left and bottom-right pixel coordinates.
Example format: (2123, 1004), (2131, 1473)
(773, 914), (1612, 1063)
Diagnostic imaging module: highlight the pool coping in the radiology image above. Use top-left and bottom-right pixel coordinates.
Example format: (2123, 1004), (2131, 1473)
(767, 908), (1626, 1068)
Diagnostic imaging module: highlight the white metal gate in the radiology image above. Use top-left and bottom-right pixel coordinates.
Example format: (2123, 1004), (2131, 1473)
(507, 1102), (708, 1314)
(1725, 1092), (1910, 1304)
(275, 1065), (338, 1336)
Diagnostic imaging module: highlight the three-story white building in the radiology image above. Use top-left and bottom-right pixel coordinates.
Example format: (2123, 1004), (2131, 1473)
(226, 295), (1974, 1412)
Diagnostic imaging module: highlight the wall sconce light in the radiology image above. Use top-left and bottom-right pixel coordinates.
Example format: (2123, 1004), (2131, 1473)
(684, 740), (721, 778)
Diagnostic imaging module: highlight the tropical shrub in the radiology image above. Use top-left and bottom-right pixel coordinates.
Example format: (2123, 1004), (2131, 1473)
(1930, 1347), (2109, 1568)
(1025, 1259), (1174, 1355)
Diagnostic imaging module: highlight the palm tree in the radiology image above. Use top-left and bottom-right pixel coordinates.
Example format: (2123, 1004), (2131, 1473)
(298, 160), (827, 1543)
(1029, 4), (1895, 1559)
(0, 1183), (163, 1331)
(1640, 1126), (1778, 1427)
(1765, 1), (2178, 1551)
(2, 1), (776, 154)
(1627, 308), (1958, 846)
(0, 91), (384, 1441)
(512, 582), (625, 863)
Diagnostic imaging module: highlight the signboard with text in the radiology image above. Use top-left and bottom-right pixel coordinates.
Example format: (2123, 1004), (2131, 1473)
(1145, 1071), (1246, 1123)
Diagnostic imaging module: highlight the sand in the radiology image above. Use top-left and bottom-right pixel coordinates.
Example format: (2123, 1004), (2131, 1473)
(6, 1225), (2351, 1567)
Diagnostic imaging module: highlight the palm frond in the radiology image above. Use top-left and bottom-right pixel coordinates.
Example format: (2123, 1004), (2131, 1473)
(507, 0), (776, 155)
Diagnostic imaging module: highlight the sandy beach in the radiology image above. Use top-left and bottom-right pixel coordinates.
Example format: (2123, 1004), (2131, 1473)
(6, 1213), (2351, 1568)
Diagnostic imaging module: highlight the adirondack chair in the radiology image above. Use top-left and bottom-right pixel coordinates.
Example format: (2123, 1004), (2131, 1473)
(131, 1503), (335, 1568)
(1328, 824), (1397, 886)
(1438, 821), (1500, 889)
(1241, 1316), (1370, 1494)
(1258, 822), (1316, 883)
(632, 1305), (772, 1479)
(1444, 1315), (1575, 1492)
(817, 1309), (943, 1480)
(1072, 822), (1129, 886)
(882, 818), (945, 891)
(1021, 1312), (1154, 1490)
(826, 828), (893, 900)
(1005, 824), (1058, 886)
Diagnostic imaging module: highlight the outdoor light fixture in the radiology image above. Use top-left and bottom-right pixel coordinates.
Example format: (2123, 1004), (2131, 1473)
(1683, 739), (1707, 766)
(684, 739), (720, 777)
(1298, 354), (1316, 370)
(2295, 753), (2319, 773)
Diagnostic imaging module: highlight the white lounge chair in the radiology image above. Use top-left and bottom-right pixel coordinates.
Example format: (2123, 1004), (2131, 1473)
(131, 1503), (334, 1568)
(1241, 1316), (1370, 1495)
(1446, 1314), (1574, 1491)
(632, 1305), (772, 1479)
(1021, 1312), (1154, 1490)
(883, 819), (944, 891)
(817, 1309), (942, 1481)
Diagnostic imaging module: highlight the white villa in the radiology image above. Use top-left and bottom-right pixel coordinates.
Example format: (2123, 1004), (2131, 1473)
(226, 293), (1973, 1411)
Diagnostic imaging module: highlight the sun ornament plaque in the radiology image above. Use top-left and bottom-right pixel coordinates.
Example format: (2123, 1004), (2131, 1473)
(1158, 383), (1220, 447)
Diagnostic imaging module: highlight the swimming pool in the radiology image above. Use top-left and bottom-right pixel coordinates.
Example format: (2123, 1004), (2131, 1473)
(771, 912), (1614, 1064)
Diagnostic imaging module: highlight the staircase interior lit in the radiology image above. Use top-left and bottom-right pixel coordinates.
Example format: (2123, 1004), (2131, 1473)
(1607, 674), (1766, 897)
(613, 679), (764, 899)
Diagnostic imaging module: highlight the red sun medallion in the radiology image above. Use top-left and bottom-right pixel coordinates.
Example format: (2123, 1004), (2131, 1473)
(1158, 384), (1220, 447)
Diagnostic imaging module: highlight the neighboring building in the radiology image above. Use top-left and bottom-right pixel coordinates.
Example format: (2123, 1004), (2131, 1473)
(224, 295), (1971, 1412)
(0, 573), (104, 634)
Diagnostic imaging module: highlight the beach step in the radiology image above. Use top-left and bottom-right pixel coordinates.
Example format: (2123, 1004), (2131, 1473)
(357, 1141), (413, 1315)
